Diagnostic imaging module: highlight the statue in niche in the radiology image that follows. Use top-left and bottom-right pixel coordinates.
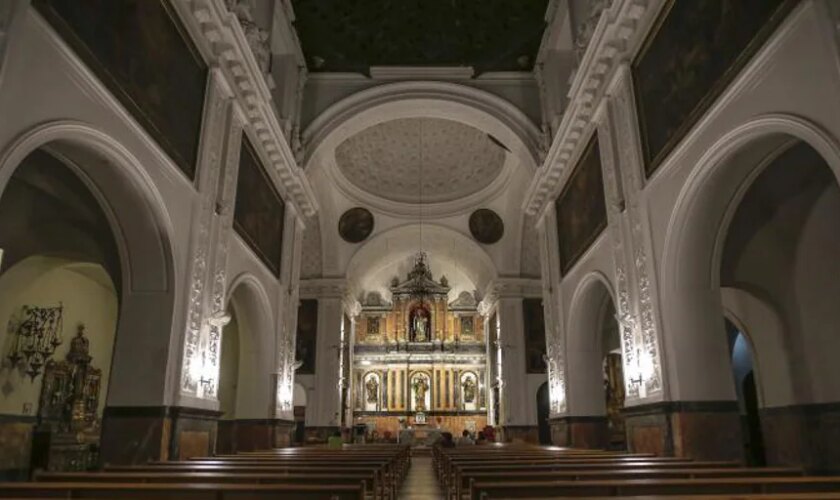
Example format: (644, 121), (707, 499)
(412, 376), (429, 411)
(367, 317), (380, 336)
(365, 376), (379, 404)
(461, 316), (474, 337)
(462, 376), (476, 404)
(410, 307), (430, 342)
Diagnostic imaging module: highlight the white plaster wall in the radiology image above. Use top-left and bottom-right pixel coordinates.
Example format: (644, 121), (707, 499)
(0, 9), (195, 406)
(540, 1), (840, 408)
(0, 257), (117, 417)
(648, 4), (840, 402)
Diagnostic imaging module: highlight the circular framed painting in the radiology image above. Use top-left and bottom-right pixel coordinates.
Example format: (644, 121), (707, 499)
(469, 209), (504, 244)
(338, 207), (374, 243)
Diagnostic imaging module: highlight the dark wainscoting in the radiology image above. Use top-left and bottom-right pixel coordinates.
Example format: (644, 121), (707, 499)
(100, 406), (222, 465)
(761, 402), (840, 473)
(33, 0), (208, 180)
(0, 414), (37, 480)
(501, 425), (540, 444)
(621, 401), (743, 461)
(548, 416), (608, 450)
(217, 418), (295, 453)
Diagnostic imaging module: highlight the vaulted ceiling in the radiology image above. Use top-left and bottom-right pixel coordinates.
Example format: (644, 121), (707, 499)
(291, 0), (550, 74)
(334, 117), (507, 204)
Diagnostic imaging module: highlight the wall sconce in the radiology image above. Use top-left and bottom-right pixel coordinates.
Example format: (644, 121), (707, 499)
(7, 304), (64, 380)
(208, 311), (231, 328)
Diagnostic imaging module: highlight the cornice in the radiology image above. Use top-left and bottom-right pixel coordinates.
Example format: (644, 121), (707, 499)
(180, 0), (318, 218)
(524, 0), (663, 217)
(298, 278), (347, 298)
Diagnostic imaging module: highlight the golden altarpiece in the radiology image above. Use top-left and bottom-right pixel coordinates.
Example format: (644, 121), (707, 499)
(34, 325), (103, 471)
(351, 254), (488, 438)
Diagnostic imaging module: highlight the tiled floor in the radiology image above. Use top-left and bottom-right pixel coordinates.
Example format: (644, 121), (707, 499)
(399, 456), (445, 499)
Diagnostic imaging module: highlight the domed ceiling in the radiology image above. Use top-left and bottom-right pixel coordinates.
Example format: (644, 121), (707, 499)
(334, 117), (506, 204)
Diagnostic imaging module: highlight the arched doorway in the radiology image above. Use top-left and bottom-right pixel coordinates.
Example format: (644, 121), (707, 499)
(566, 274), (623, 450)
(725, 319), (765, 465)
(215, 277), (274, 453)
(0, 139), (173, 471)
(662, 120), (840, 466)
(536, 382), (550, 444)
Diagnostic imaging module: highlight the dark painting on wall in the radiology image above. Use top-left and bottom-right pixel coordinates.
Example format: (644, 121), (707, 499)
(555, 134), (607, 275)
(34, 0), (208, 180)
(338, 207), (374, 243)
(295, 299), (318, 375)
(469, 209), (505, 245)
(523, 298), (547, 374)
(633, 0), (797, 176)
(234, 136), (285, 277)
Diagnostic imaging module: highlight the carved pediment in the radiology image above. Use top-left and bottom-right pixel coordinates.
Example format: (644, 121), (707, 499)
(449, 290), (478, 311)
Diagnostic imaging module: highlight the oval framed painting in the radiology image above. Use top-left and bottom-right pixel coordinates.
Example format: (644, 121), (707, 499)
(338, 207), (374, 243)
(469, 209), (504, 244)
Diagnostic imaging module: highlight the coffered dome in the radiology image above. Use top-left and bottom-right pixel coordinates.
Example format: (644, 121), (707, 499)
(334, 117), (506, 204)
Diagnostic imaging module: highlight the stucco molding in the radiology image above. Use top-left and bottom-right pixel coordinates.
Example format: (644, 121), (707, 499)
(181, 0), (318, 217)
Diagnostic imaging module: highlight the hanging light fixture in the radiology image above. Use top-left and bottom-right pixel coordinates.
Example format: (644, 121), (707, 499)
(408, 119), (431, 305)
(7, 304), (64, 380)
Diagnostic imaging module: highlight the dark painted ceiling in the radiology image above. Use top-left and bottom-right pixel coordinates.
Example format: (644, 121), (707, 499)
(291, 0), (549, 75)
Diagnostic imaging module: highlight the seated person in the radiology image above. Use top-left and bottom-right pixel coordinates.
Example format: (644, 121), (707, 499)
(327, 430), (343, 449)
(475, 431), (487, 445)
(457, 429), (475, 446)
(438, 431), (456, 448)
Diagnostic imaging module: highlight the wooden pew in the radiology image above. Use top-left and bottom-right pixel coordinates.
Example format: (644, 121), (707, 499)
(119, 461), (395, 498)
(468, 476), (840, 499)
(0, 481), (366, 499)
(36, 470), (388, 499)
(179, 457), (402, 494)
(449, 461), (742, 500)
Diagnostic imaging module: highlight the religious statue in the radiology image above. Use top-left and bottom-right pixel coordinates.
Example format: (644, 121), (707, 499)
(39, 323), (101, 432)
(412, 376), (429, 411)
(365, 376), (379, 404)
(411, 308), (429, 342)
(462, 376), (477, 404)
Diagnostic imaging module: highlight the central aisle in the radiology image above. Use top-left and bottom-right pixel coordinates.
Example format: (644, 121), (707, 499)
(399, 455), (444, 499)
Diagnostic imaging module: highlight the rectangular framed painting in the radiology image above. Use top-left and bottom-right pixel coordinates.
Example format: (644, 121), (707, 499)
(295, 299), (318, 375)
(523, 298), (547, 374)
(555, 134), (607, 275)
(234, 135), (285, 277)
(633, 0), (798, 176)
(34, 0), (208, 180)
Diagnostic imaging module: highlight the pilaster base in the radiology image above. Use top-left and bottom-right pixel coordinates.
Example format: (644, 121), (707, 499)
(500, 425), (539, 444)
(217, 419), (295, 453)
(622, 401), (742, 461)
(548, 416), (608, 449)
(100, 406), (222, 465)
